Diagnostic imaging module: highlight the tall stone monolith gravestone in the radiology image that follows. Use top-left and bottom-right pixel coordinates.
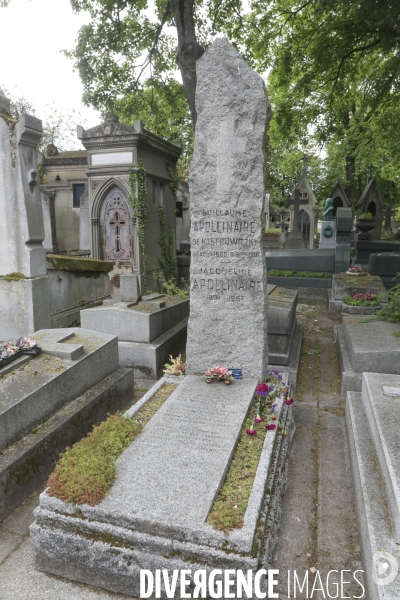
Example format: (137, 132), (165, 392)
(186, 37), (270, 378)
(0, 89), (51, 339)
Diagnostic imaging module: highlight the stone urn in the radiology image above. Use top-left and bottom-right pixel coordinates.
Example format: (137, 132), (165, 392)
(356, 218), (375, 235)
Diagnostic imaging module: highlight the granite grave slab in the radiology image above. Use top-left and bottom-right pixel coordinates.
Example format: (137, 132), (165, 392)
(361, 373), (400, 543)
(31, 375), (294, 597)
(185, 37), (270, 379)
(0, 328), (133, 521)
(342, 316), (400, 375)
(81, 297), (189, 378)
(346, 386), (400, 600)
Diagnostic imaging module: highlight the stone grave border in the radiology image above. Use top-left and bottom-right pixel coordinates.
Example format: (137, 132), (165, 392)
(31, 373), (295, 596)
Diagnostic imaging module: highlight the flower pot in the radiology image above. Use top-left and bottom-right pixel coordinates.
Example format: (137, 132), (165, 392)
(356, 218), (375, 234)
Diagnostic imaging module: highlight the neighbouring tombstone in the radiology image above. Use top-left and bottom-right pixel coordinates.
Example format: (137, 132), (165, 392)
(186, 37), (270, 378)
(120, 274), (141, 303)
(356, 168), (384, 240)
(284, 189), (307, 249)
(286, 158), (318, 248)
(330, 181), (351, 216)
(335, 207), (353, 273)
(0, 91), (51, 339)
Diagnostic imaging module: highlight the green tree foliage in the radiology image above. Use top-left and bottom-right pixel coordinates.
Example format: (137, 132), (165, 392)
(248, 0), (400, 210)
(114, 79), (193, 180)
(66, 0), (244, 127)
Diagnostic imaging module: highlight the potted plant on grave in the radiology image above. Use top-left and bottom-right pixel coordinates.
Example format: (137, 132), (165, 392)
(163, 354), (186, 382)
(204, 366), (233, 384)
(356, 212), (375, 235)
(342, 293), (380, 307)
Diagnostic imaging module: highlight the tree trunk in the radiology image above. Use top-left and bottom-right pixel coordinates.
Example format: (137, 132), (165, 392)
(342, 110), (356, 211)
(169, 0), (204, 129)
(344, 153), (356, 211)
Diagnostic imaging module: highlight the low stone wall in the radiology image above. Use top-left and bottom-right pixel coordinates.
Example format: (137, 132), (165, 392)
(267, 275), (332, 289)
(46, 256), (112, 328)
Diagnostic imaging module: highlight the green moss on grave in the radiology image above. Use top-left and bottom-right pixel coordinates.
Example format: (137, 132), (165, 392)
(207, 402), (270, 531)
(0, 272), (27, 282)
(268, 269), (331, 278)
(47, 384), (177, 505)
(46, 255), (114, 273)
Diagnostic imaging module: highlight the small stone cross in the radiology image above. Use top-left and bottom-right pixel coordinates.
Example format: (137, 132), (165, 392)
(286, 189), (309, 230)
(110, 211), (125, 252)
(301, 153), (310, 174)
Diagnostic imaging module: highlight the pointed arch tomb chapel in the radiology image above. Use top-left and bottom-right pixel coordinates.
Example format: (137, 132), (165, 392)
(288, 167), (318, 248)
(42, 114), (181, 290)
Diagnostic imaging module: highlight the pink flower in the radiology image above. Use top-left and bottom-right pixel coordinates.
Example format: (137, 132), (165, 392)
(254, 416), (265, 423)
(285, 398), (294, 405)
(265, 423), (276, 430)
(205, 370), (212, 376)
(213, 366), (227, 377)
(246, 429), (257, 435)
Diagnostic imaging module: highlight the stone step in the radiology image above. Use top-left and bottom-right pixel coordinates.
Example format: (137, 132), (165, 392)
(0, 367), (134, 522)
(361, 373), (400, 544)
(81, 298), (189, 344)
(0, 328), (119, 451)
(346, 389), (400, 599)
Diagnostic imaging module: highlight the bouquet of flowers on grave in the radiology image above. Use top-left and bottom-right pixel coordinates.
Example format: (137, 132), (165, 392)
(0, 337), (37, 363)
(346, 265), (365, 276)
(247, 369), (294, 435)
(204, 366), (233, 384)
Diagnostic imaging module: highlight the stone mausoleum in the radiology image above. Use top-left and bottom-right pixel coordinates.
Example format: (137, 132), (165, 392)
(287, 164), (318, 248)
(41, 115), (182, 290)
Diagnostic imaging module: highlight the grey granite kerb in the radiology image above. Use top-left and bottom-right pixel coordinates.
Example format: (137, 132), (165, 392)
(186, 37), (271, 379)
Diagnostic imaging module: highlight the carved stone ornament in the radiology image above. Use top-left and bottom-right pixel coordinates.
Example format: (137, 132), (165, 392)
(80, 114), (137, 139)
(91, 179), (102, 193)
(45, 143), (59, 157)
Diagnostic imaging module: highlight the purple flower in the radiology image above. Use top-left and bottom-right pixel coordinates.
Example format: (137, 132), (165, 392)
(270, 403), (278, 414)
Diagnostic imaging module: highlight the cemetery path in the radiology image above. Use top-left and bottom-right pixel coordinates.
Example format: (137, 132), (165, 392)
(272, 298), (363, 599)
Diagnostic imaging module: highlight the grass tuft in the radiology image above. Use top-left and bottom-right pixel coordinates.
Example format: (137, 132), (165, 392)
(47, 384), (177, 506)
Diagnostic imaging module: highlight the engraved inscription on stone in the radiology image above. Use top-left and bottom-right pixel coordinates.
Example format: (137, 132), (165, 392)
(185, 38), (270, 378)
(383, 386), (400, 398)
(91, 152), (133, 166)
